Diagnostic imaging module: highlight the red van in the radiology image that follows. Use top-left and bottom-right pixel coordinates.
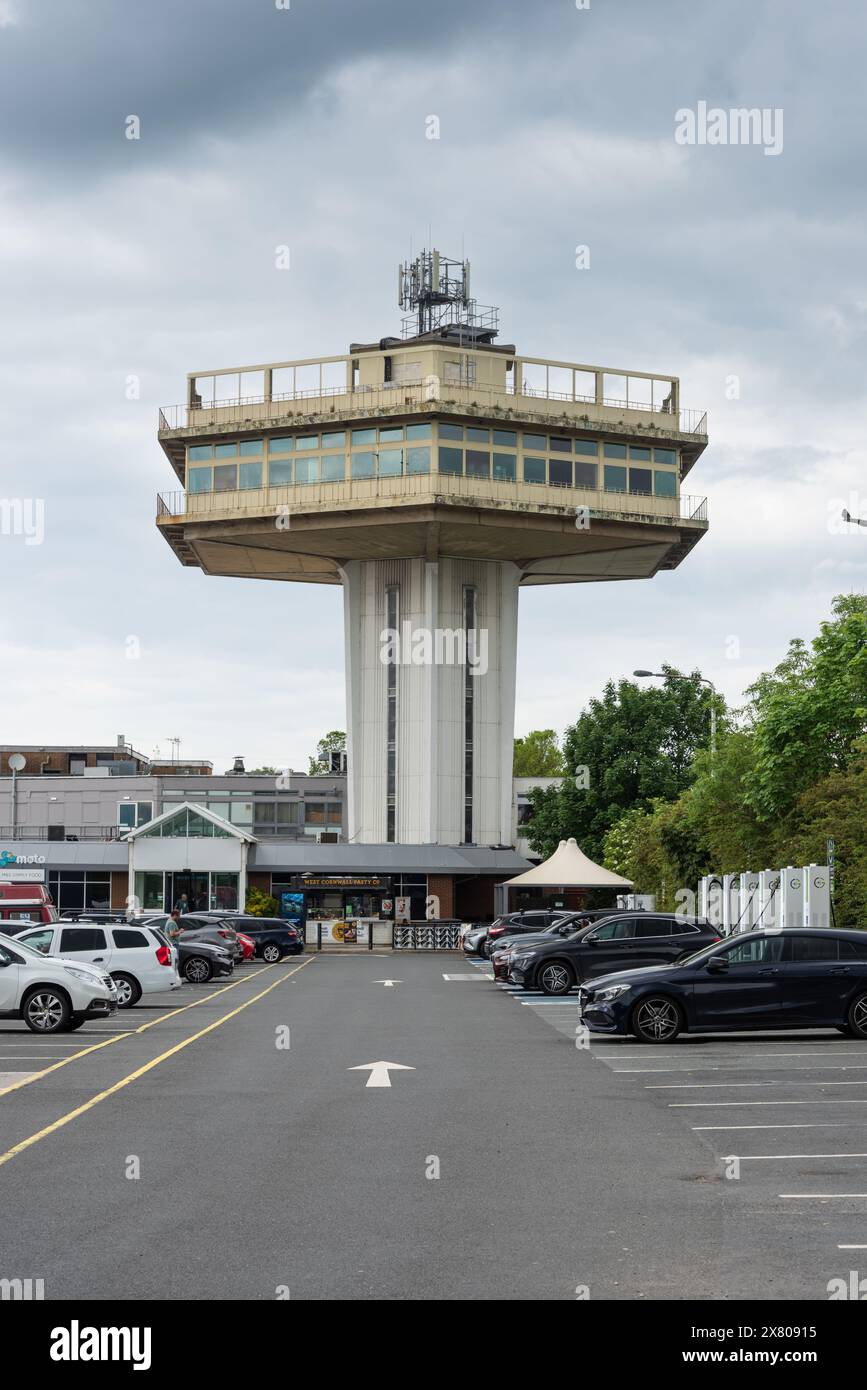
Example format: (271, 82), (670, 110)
(0, 882), (59, 928)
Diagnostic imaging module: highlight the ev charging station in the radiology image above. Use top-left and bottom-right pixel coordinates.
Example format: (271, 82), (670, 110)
(779, 867), (805, 929)
(803, 864), (832, 929)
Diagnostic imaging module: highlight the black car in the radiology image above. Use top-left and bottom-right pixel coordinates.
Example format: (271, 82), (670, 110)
(172, 935), (235, 984)
(177, 915), (243, 962)
(466, 909), (582, 959)
(508, 913), (721, 995)
(207, 915), (303, 962)
(578, 928), (867, 1043)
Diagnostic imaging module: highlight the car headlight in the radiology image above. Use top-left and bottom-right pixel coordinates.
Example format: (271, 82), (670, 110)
(63, 965), (102, 984)
(593, 983), (631, 1003)
(513, 952), (537, 965)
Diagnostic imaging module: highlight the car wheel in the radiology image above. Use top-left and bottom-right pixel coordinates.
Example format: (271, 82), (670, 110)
(631, 995), (683, 1043)
(538, 960), (575, 996)
(22, 987), (71, 1034)
(183, 956), (213, 984)
(111, 973), (142, 1009)
(837, 1024), (854, 1036)
(847, 993), (867, 1039)
(262, 943), (283, 963)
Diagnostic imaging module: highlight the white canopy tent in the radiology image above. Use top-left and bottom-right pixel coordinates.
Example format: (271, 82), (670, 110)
(502, 837), (633, 894)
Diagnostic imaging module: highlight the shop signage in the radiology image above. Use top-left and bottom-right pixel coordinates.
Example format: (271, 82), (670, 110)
(0, 850), (46, 883)
(301, 875), (389, 891)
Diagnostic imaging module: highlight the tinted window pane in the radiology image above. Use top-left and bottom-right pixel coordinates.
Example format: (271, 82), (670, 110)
(790, 935), (839, 962)
(321, 431), (346, 448)
(213, 464), (238, 490)
(438, 447), (463, 475)
(321, 455), (345, 481)
(379, 426), (404, 442)
(574, 439), (597, 456)
(59, 928), (107, 952)
(214, 442), (238, 458)
(629, 446), (651, 461)
(112, 930), (148, 949)
(239, 462), (263, 489)
(604, 465), (627, 492)
(549, 458), (572, 486)
(654, 470), (676, 498)
(296, 435), (318, 450)
(465, 450), (490, 478)
(523, 456), (546, 484)
(406, 423), (432, 440)
(294, 456), (318, 483)
(725, 936), (784, 965)
(239, 440), (263, 457)
(188, 445), (212, 461)
(574, 461), (597, 488)
(269, 460), (293, 484)
(406, 446), (430, 474)
(439, 423), (463, 440)
(351, 428), (376, 445)
(377, 449), (403, 476)
(466, 427), (489, 443)
(549, 436), (571, 453)
(351, 452), (376, 479)
(603, 442), (627, 459)
(629, 467), (652, 495)
(523, 433), (545, 451)
(654, 448), (676, 465)
(493, 429), (517, 447)
(635, 919), (675, 938)
(188, 467), (212, 494)
(589, 920), (634, 940)
(269, 437), (293, 454)
(493, 452), (516, 481)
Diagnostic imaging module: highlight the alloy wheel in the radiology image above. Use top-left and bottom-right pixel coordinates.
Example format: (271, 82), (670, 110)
(26, 992), (65, 1031)
(540, 963), (571, 995)
(635, 998), (680, 1041)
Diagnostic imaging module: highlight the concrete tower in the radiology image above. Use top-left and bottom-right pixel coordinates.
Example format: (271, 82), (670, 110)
(157, 252), (708, 848)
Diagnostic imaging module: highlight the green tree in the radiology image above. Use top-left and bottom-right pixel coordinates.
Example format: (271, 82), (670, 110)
(526, 667), (720, 861)
(776, 741), (867, 929)
(743, 594), (867, 822)
(308, 730), (346, 776)
(513, 729), (564, 777)
(247, 766), (279, 775)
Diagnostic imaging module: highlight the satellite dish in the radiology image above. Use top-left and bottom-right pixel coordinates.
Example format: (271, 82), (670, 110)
(8, 753), (25, 772)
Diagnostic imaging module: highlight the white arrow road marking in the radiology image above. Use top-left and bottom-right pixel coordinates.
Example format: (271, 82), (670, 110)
(348, 1060), (415, 1088)
(372, 980), (402, 987)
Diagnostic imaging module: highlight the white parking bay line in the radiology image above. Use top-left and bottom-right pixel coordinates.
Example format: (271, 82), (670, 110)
(442, 973), (492, 981)
(694, 1123), (867, 1131)
(780, 1194), (867, 1200)
(648, 1081), (867, 1090)
(838, 1244), (867, 1249)
(735, 1152), (867, 1161)
(671, 1100), (867, 1108)
(618, 1064), (867, 1074)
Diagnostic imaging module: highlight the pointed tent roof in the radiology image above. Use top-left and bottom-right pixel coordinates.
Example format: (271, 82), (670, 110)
(503, 837), (633, 889)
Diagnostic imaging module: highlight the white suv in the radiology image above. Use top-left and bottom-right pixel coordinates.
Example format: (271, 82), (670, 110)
(16, 922), (181, 1008)
(0, 931), (117, 1033)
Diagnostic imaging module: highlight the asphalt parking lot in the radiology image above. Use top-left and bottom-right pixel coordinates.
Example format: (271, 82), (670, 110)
(1, 951), (864, 1300)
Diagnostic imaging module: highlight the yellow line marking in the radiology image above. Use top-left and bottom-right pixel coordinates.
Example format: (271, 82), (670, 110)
(0, 957), (314, 1169)
(0, 1034), (132, 1099)
(0, 959), (301, 1100)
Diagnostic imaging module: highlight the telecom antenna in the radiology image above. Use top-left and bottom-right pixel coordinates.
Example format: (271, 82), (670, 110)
(397, 248), (498, 342)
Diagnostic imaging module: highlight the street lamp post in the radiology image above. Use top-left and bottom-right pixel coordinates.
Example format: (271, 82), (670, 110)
(633, 669), (717, 756)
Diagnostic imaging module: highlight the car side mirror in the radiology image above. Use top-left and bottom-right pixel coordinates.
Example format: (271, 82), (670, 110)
(586, 936), (597, 946)
(706, 956), (728, 974)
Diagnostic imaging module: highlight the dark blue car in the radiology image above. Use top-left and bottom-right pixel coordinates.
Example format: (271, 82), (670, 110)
(214, 914), (304, 962)
(578, 928), (867, 1043)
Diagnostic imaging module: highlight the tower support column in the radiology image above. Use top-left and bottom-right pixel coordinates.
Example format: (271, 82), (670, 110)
(341, 557), (520, 847)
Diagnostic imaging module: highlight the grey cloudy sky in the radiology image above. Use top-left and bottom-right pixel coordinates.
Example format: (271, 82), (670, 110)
(1, 0), (866, 771)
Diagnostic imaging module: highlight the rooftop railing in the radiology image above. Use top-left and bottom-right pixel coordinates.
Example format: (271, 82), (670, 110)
(157, 479), (708, 525)
(158, 381), (707, 438)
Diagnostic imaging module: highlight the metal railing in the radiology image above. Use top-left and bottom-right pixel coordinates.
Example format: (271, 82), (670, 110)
(393, 920), (463, 950)
(158, 384), (708, 438)
(156, 480), (708, 526)
(0, 825), (125, 842)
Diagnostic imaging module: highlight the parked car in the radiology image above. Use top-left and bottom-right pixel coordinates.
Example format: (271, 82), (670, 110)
(508, 913), (721, 995)
(467, 908), (615, 960)
(490, 915), (606, 980)
(578, 928), (867, 1043)
(176, 915), (243, 962)
(15, 921), (182, 1007)
(236, 932), (256, 961)
(174, 937), (234, 984)
(0, 929), (117, 1033)
(205, 915), (303, 962)
(0, 882), (60, 928)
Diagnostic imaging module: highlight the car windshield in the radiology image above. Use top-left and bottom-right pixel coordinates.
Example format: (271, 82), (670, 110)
(0, 929), (56, 962)
(674, 936), (731, 967)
